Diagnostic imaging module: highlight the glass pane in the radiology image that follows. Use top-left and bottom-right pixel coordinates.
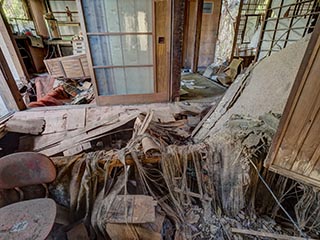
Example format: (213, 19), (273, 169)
(83, 0), (152, 33)
(243, 16), (259, 43)
(0, 95), (9, 118)
(95, 67), (154, 95)
(89, 35), (153, 66)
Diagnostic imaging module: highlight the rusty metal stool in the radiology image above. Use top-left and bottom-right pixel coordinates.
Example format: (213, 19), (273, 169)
(0, 152), (56, 199)
(0, 198), (57, 240)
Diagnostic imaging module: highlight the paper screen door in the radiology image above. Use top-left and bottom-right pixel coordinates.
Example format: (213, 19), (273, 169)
(77, 0), (171, 105)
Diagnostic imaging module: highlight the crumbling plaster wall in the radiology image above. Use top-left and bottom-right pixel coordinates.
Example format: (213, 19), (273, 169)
(194, 35), (310, 142)
(214, 0), (241, 64)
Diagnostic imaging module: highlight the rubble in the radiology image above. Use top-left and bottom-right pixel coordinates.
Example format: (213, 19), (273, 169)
(194, 35), (311, 141)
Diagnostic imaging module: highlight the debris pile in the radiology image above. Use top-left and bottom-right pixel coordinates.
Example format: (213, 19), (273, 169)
(20, 53), (94, 108)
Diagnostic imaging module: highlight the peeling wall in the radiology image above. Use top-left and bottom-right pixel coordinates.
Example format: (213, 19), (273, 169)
(214, 0), (240, 64)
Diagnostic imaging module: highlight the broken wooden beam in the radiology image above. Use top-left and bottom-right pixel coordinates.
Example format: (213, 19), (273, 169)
(5, 118), (45, 135)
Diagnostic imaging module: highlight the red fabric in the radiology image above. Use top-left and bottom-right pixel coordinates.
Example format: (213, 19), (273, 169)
(28, 86), (70, 108)
(34, 76), (56, 100)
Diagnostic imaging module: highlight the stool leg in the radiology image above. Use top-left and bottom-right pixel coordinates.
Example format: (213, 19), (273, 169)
(42, 183), (49, 198)
(14, 187), (24, 201)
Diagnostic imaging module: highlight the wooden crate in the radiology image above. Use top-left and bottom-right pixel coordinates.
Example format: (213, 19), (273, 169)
(44, 54), (90, 78)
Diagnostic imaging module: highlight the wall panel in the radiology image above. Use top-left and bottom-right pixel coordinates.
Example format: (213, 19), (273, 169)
(266, 21), (320, 187)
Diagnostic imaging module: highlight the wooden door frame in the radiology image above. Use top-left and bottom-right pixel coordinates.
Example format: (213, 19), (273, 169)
(0, 9), (29, 82)
(182, 0), (204, 72)
(77, 0), (175, 105)
(182, 0), (222, 72)
(0, 47), (26, 111)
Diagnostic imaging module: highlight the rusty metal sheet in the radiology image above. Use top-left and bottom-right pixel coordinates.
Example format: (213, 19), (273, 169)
(0, 198), (56, 240)
(0, 152), (56, 189)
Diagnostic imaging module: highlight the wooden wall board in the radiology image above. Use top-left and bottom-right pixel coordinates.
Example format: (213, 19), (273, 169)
(266, 20), (320, 187)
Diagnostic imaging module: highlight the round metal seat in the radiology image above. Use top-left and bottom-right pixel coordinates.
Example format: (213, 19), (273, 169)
(0, 198), (57, 240)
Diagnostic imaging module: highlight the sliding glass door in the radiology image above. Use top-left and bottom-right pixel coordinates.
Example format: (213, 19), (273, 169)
(78, 0), (170, 105)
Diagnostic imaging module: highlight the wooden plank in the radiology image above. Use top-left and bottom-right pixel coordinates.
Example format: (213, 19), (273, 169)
(269, 165), (320, 189)
(105, 195), (157, 224)
(63, 142), (91, 156)
(43, 110), (68, 134)
(97, 92), (168, 106)
(40, 112), (139, 156)
(231, 228), (317, 240)
(66, 108), (86, 130)
(6, 118), (45, 135)
(33, 108), (137, 151)
(265, 19), (320, 186)
(291, 100), (320, 174)
(26, 132), (66, 151)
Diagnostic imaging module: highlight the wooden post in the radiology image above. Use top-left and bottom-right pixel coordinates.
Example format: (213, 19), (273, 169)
(0, 47), (26, 111)
(254, 0), (272, 62)
(171, 0), (186, 100)
(191, 0), (204, 73)
(230, 0), (244, 61)
(182, 0), (190, 68)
